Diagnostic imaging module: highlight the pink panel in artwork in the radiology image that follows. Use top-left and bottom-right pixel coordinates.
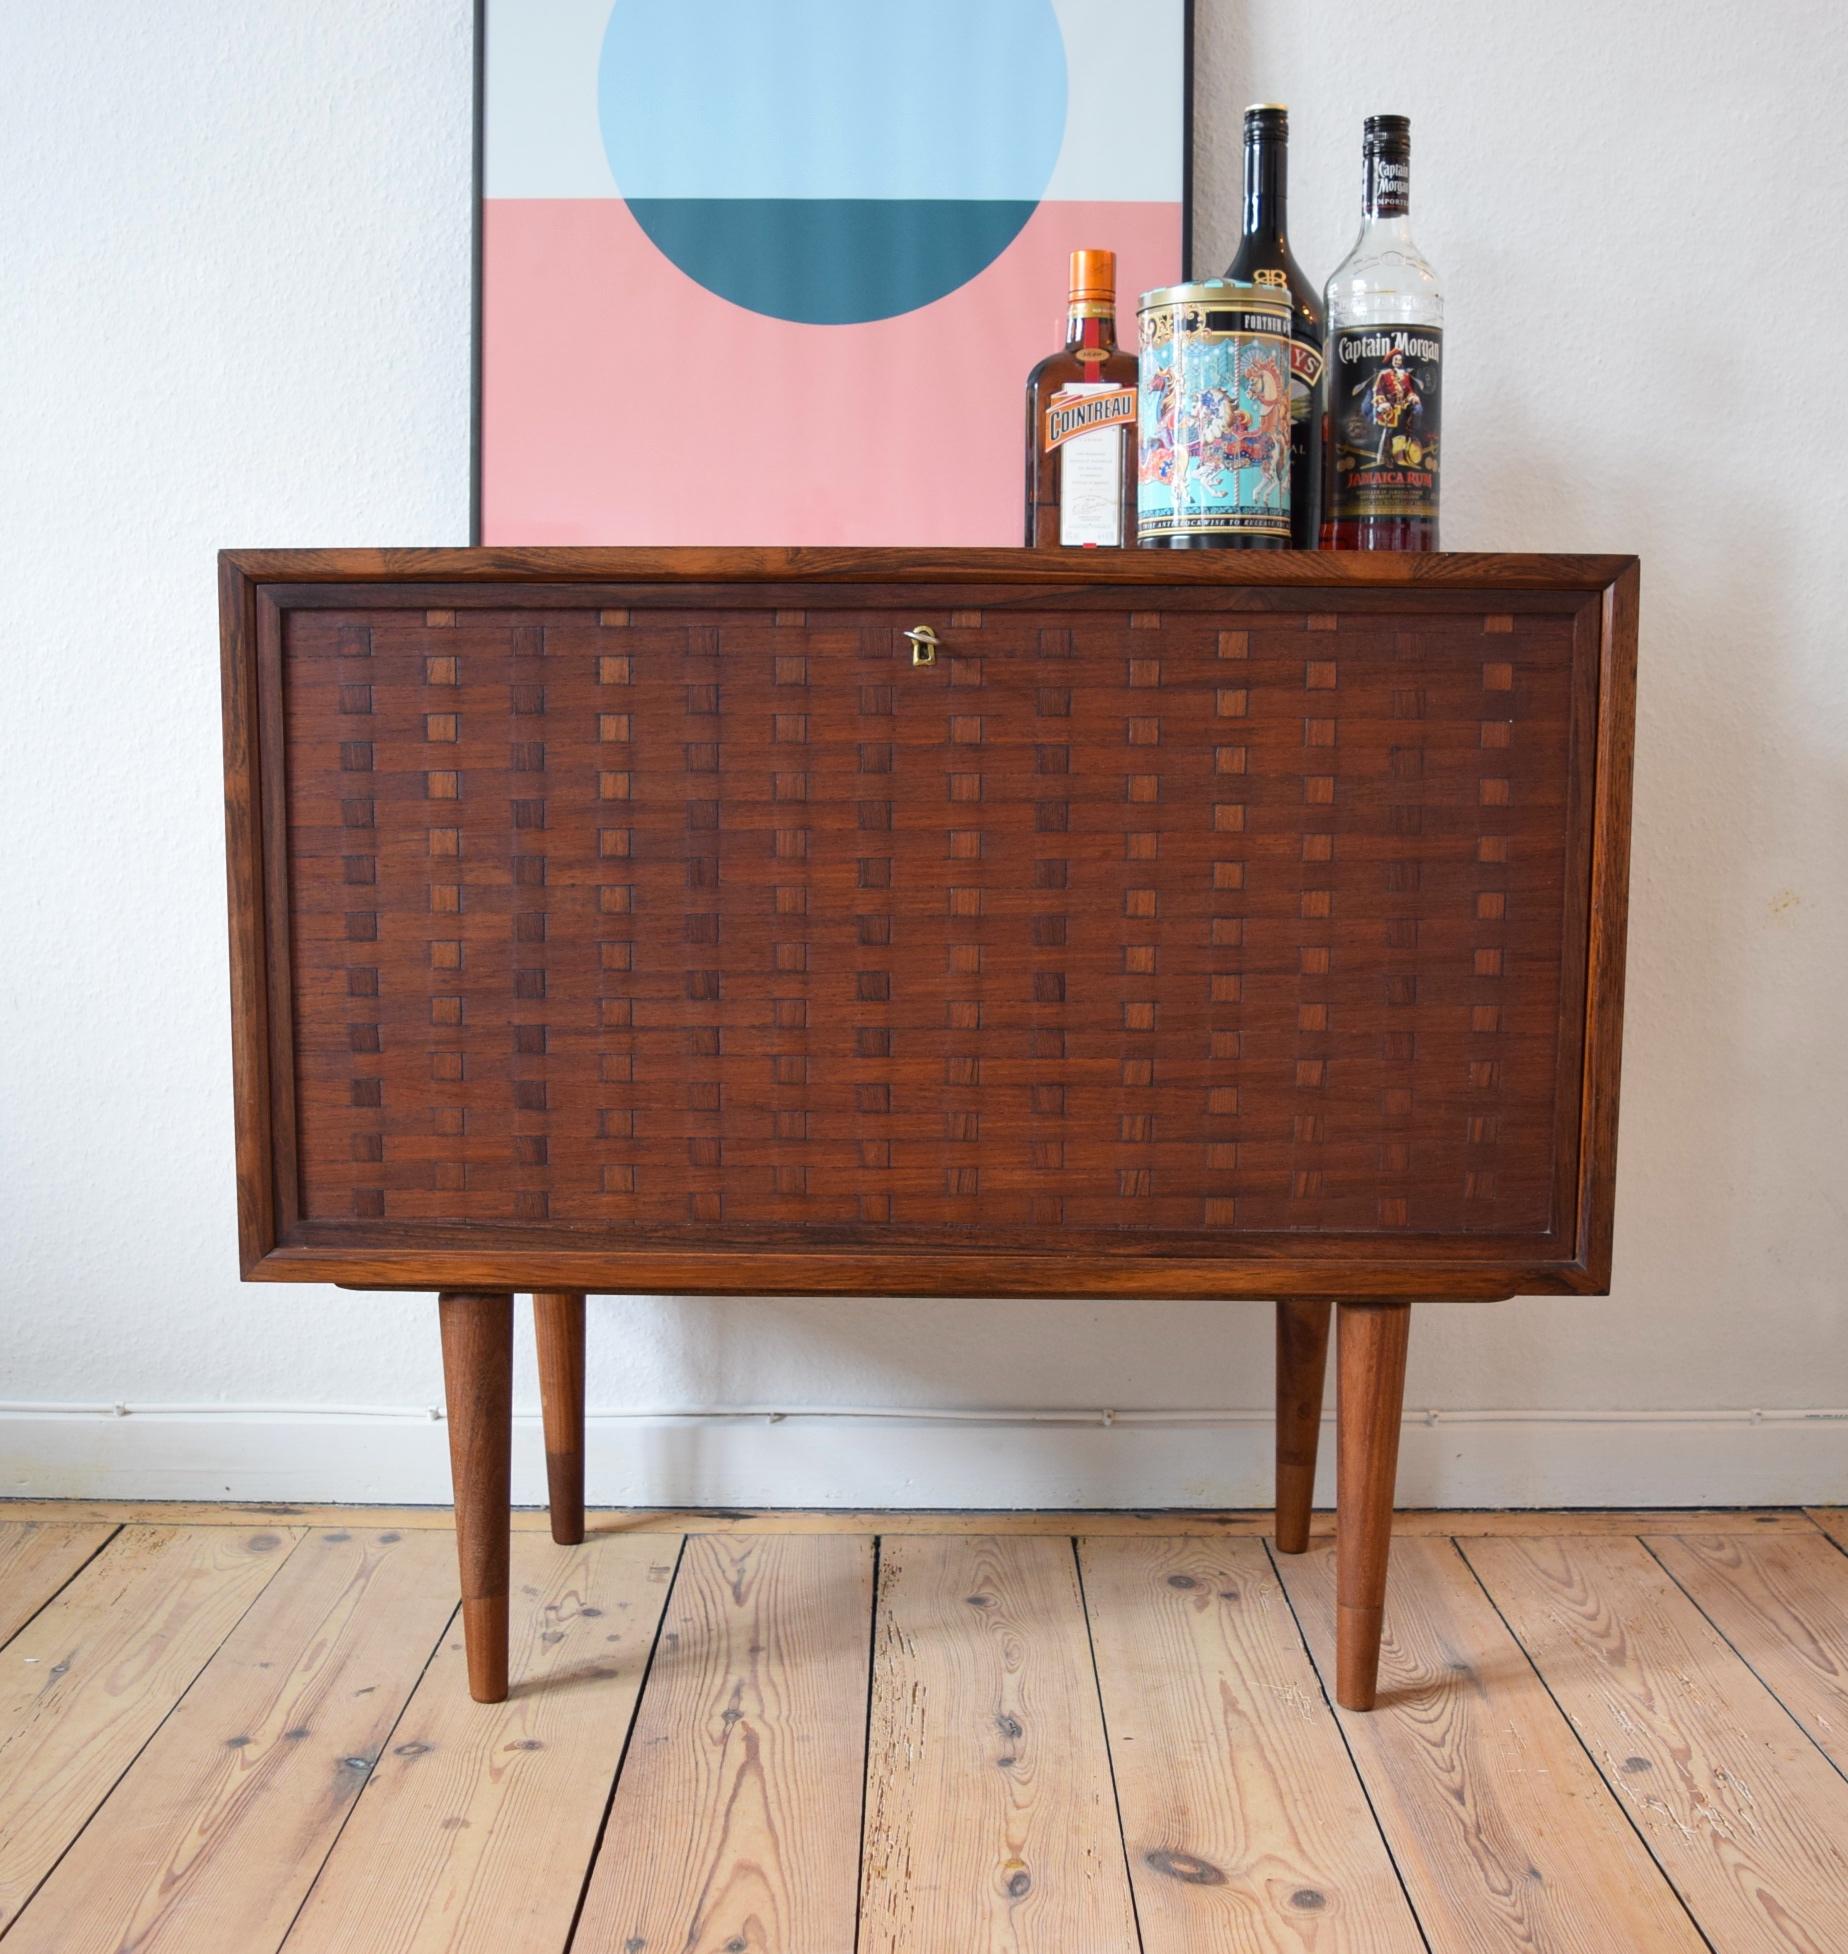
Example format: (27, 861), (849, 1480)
(481, 197), (1179, 546)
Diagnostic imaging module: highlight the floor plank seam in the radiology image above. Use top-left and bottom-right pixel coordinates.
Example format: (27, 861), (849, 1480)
(0, 1526), (312, 1945)
(1635, 1534), (1848, 1796)
(849, 1535), (882, 1954)
(272, 1589), (462, 1953)
(560, 1530), (689, 1954)
(1449, 1536), (1721, 1954)
(1806, 1512), (1848, 1561)
(0, 1525), (124, 1659)
(1069, 1536), (1149, 1954)
(1259, 1535), (1434, 1954)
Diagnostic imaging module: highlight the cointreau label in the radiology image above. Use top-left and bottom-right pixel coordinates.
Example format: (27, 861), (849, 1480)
(1042, 385), (1137, 451)
(1047, 382), (1132, 546)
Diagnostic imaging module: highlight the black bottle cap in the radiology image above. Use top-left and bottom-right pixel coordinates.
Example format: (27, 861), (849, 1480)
(1244, 103), (1288, 136)
(1361, 116), (1412, 217)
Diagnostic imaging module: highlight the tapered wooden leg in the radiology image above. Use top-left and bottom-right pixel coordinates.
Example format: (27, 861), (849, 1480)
(1274, 1298), (1332, 1554)
(439, 1290), (513, 1703)
(533, 1291), (586, 1546)
(1335, 1300), (1412, 1711)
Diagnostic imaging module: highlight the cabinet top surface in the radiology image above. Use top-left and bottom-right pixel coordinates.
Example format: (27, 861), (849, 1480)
(220, 553), (1637, 1299)
(221, 546), (1638, 593)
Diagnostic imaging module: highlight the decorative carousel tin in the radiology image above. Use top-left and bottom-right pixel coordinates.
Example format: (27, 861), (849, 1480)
(1136, 280), (1294, 548)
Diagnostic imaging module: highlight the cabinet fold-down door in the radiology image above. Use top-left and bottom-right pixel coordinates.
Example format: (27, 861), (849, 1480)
(219, 550), (1637, 1298)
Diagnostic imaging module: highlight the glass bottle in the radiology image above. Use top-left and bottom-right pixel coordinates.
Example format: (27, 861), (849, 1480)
(1024, 249), (1139, 547)
(1321, 115), (1444, 550)
(1223, 104), (1323, 548)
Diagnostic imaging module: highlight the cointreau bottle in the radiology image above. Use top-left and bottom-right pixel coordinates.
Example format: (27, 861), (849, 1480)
(1322, 115), (1445, 549)
(1223, 104), (1323, 548)
(1024, 249), (1138, 547)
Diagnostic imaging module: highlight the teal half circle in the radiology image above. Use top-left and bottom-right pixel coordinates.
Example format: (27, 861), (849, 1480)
(620, 198), (1038, 326)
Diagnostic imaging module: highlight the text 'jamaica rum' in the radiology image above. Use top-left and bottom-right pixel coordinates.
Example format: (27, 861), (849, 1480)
(1025, 249), (1138, 547)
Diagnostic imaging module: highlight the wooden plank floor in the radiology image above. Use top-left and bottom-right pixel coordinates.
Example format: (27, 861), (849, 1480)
(1, 1506), (1844, 1952)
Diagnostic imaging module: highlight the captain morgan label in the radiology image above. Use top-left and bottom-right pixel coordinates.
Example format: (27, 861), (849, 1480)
(1044, 383), (1135, 546)
(1329, 325), (1441, 521)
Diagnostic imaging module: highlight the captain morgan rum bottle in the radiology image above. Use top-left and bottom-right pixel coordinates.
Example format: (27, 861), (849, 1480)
(1322, 114), (1445, 549)
(1024, 249), (1138, 546)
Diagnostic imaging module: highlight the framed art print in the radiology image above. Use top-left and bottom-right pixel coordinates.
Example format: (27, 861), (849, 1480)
(473, 0), (1191, 544)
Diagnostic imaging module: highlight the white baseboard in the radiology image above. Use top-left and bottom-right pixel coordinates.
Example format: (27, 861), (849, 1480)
(1, 1403), (1843, 1508)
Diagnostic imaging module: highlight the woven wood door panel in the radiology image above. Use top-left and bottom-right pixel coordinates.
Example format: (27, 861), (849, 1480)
(279, 593), (1583, 1254)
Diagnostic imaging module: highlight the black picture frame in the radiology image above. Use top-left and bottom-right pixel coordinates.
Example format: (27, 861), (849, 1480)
(468, 0), (1196, 546)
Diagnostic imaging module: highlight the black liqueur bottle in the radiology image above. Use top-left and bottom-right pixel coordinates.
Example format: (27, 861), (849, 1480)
(1222, 103), (1324, 548)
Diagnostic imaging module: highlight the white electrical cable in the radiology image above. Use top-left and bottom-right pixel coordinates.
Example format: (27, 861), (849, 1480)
(0, 1401), (1840, 1427)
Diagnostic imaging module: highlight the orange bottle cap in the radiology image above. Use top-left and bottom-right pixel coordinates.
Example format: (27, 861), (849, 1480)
(1068, 248), (1116, 301)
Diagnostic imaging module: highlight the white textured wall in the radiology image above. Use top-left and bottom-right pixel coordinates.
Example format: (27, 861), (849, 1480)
(3, 0), (1844, 1506)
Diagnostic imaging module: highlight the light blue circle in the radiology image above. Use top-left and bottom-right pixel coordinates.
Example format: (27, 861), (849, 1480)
(600, 0), (1067, 201)
(599, 0), (1068, 323)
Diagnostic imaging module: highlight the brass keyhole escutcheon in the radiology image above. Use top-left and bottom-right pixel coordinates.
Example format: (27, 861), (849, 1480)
(904, 624), (940, 667)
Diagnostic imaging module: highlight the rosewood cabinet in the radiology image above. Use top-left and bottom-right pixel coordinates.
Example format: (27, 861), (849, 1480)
(220, 547), (1638, 1708)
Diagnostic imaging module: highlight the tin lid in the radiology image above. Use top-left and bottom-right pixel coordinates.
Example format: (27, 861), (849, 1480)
(1138, 276), (1292, 314)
